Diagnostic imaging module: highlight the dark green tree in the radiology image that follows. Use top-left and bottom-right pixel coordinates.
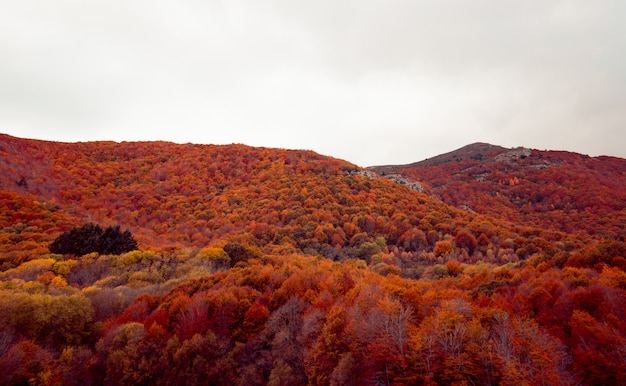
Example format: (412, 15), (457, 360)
(99, 225), (138, 255)
(49, 223), (138, 256)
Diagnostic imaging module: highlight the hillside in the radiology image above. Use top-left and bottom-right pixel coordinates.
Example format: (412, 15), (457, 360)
(2, 134), (558, 273)
(1, 134), (625, 385)
(370, 143), (626, 239)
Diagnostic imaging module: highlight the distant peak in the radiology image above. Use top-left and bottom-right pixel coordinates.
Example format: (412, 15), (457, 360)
(369, 143), (508, 171)
(414, 143), (508, 166)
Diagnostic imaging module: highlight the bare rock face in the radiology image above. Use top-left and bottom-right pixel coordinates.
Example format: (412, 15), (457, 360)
(345, 169), (424, 192)
(344, 169), (377, 179)
(493, 147), (532, 164)
(381, 174), (423, 193)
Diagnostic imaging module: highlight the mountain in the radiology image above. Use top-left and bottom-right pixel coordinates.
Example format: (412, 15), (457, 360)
(370, 142), (626, 240)
(373, 142), (508, 171)
(1, 134), (625, 385)
(0, 134), (484, 263)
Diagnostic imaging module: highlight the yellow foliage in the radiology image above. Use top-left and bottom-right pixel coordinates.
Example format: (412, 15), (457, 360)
(51, 276), (68, 288)
(0, 258), (55, 281)
(128, 271), (162, 288)
(116, 250), (142, 266)
(23, 280), (45, 293)
(82, 285), (101, 296)
(94, 275), (127, 288)
(197, 247), (230, 265)
(52, 259), (78, 276)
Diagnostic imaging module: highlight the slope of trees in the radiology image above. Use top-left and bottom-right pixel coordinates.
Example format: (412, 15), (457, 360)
(1, 134), (625, 384)
(0, 134), (533, 266)
(0, 247), (625, 385)
(371, 145), (626, 241)
(0, 189), (76, 270)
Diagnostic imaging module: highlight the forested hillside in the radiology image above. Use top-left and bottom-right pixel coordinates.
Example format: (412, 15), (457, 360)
(1, 134), (625, 385)
(370, 142), (626, 239)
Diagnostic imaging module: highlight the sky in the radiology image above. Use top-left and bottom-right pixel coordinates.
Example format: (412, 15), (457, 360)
(1, 1), (625, 166)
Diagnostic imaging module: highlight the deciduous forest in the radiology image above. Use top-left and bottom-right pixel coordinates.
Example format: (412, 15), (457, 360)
(1, 134), (625, 385)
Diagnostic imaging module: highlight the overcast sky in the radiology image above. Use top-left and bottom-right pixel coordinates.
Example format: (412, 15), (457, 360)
(1, 1), (625, 166)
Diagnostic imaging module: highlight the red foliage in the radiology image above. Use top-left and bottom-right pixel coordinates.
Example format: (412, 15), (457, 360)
(3, 135), (626, 384)
(374, 145), (626, 241)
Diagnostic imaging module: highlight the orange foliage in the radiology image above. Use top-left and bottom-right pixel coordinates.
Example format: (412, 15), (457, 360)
(377, 146), (626, 241)
(2, 135), (626, 384)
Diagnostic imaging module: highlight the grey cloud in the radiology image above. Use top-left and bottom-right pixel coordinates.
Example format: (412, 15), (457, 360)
(1, 0), (625, 166)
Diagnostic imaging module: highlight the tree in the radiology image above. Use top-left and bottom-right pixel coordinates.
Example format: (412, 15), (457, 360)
(455, 230), (477, 255)
(569, 309), (626, 384)
(49, 223), (138, 256)
(99, 225), (138, 255)
(434, 241), (453, 257)
(0, 340), (55, 386)
(50, 223), (103, 256)
(223, 242), (259, 267)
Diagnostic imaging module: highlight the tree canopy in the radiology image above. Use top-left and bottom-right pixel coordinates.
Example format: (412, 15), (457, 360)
(49, 223), (138, 256)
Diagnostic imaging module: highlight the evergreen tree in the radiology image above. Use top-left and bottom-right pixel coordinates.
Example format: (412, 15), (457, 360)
(49, 223), (138, 256)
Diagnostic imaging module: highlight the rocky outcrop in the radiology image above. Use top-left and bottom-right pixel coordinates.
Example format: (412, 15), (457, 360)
(493, 147), (532, 163)
(345, 170), (424, 192)
(381, 174), (423, 192)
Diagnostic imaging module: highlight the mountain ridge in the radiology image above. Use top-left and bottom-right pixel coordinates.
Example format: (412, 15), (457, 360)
(3, 133), (625, 244)
(370, 142), (509, 171)
(2, 133), (491, 266)
(369, 141), (626, 240)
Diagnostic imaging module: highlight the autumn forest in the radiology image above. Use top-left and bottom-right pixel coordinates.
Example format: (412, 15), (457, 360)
(1, 134), (625, 385)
